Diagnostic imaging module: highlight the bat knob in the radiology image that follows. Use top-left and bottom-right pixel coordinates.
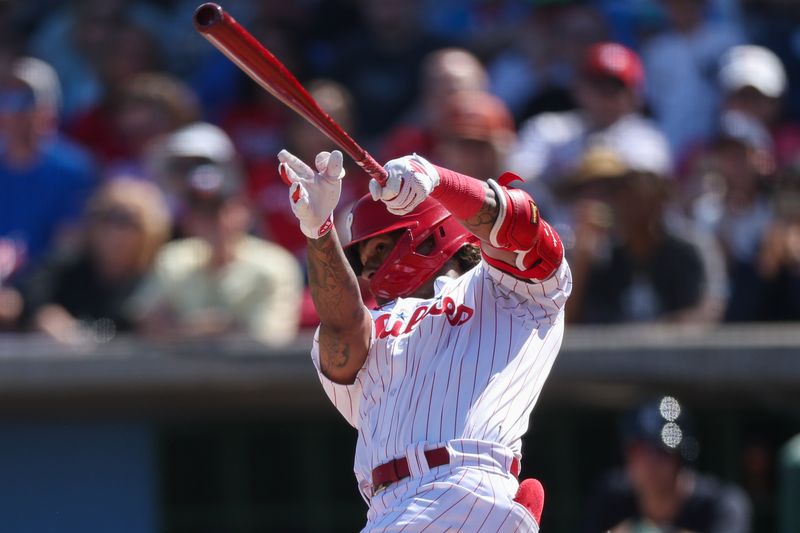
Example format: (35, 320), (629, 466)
(194, 3), (223, 32)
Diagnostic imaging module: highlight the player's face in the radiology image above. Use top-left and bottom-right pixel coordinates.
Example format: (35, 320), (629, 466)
(358, 232), (401, 281)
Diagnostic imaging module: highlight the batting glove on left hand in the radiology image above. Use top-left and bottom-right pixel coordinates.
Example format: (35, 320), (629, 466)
(370, 154), (440, 215)
(278, 149), (344, 239)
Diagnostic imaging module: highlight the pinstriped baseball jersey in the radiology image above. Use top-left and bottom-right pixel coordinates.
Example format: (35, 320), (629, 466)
(311, 259), (571, 506)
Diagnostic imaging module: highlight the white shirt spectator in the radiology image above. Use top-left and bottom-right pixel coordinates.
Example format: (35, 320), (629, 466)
(509, 111), (671, 186)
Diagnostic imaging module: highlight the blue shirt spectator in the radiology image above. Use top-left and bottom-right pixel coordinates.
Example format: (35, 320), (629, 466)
(0, 56), (97, 281)
(0, 138), (96, 274)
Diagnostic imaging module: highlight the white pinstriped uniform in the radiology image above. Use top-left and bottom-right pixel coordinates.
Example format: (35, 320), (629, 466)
(311, 259), (571, 532)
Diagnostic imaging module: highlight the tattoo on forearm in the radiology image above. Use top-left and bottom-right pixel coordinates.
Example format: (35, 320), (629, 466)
(306, 231), (366, 376)
(466, 203), (498, 228)
(460, 186), (499, 241)
(307, 235), (362, 311)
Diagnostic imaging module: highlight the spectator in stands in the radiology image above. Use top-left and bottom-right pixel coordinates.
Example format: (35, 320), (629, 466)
(421, 0), (529, 59)
(718, 45), (800, 171)
(508, 42), (671, 219)
(381, 47), (489, 162)
(147, 121), (238, 220)
(183, 3), (309, 125)
(562, 144), (724, 324)
(66, 21), (163, 168)
(101, 72), (199, 178)
(740, 0), (800, 122)
(160, 1), (254, 115)
(29, 0), (163, 121)
(431, 90), (516, 180)
(216, 14), (301, 180)
(0, 56), (97, 281)
(584, 396), (752, 533)
(0, 234), (24, 331)
(131, 125), (303, 346)
(28, 0), (167, 119)
(21, 179), (170, 345)
(690, 111), (779, 321)
(755, 167), (800, 320)
(641, 0), (743, 157)
(326, 0), (448, 138)
(489, 1), (608, 122)
(249, 80), (362, 258)
(225, 80), (364, 329)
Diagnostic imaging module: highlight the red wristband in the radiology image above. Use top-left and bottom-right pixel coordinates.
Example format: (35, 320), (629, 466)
(430, 166), (486, 220)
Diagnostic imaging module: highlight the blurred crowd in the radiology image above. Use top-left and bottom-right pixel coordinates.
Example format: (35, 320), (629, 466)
(1, 0), (800, 348)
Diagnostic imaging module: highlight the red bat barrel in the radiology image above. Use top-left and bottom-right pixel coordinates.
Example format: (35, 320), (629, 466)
(193, 3), (387, 184)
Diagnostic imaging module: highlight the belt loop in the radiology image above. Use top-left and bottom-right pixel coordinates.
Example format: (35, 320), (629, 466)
(387, 458), (399, 480)
(407, 442), (428, 478)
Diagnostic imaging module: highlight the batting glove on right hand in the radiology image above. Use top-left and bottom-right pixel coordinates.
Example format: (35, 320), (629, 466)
(278, 149), (344, 239)
(370, 153), (440, 215)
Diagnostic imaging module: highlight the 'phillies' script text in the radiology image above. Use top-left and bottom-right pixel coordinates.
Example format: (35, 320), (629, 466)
(375, 296), (474, 339)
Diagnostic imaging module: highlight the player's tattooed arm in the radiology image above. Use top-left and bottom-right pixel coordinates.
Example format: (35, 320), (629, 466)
(449, 184), (523, 266)
(306, 229), (372, 384)
(456, 182), (500, 242)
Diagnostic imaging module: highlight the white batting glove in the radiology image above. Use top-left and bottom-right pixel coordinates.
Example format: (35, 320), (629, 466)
(278, 149), (344, 239)
(370, 154), (440, 215)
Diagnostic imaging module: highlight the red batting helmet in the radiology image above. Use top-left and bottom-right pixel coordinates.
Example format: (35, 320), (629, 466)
(344, 195), (479, 300)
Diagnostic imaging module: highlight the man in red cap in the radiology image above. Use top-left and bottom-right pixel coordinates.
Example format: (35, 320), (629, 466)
(508, 42), (671, 212)
(277, 145), (571, 531)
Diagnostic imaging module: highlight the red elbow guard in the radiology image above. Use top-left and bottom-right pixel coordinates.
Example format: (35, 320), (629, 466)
(483, 177), (563, 280)
(482, 220), (563, 280)
(487, 178), (541, 251)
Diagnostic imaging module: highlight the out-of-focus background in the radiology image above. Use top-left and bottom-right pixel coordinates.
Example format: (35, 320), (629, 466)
(0, 0), (799, 532)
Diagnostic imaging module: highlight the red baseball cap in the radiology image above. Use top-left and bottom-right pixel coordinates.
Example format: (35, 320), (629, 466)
(583, 42), (644, 92)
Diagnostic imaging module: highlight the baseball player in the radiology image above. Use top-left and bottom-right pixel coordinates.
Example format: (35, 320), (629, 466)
(278, 148), (571, 531)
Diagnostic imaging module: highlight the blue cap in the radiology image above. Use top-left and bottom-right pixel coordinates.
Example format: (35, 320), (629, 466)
(621, 396), (700, 461)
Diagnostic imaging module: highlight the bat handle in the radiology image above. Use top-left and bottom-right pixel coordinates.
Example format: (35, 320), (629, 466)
(354, 153), (388, 186)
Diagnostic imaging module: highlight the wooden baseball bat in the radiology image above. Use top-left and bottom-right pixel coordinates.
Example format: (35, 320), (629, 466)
(193, 3), (388, 184)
